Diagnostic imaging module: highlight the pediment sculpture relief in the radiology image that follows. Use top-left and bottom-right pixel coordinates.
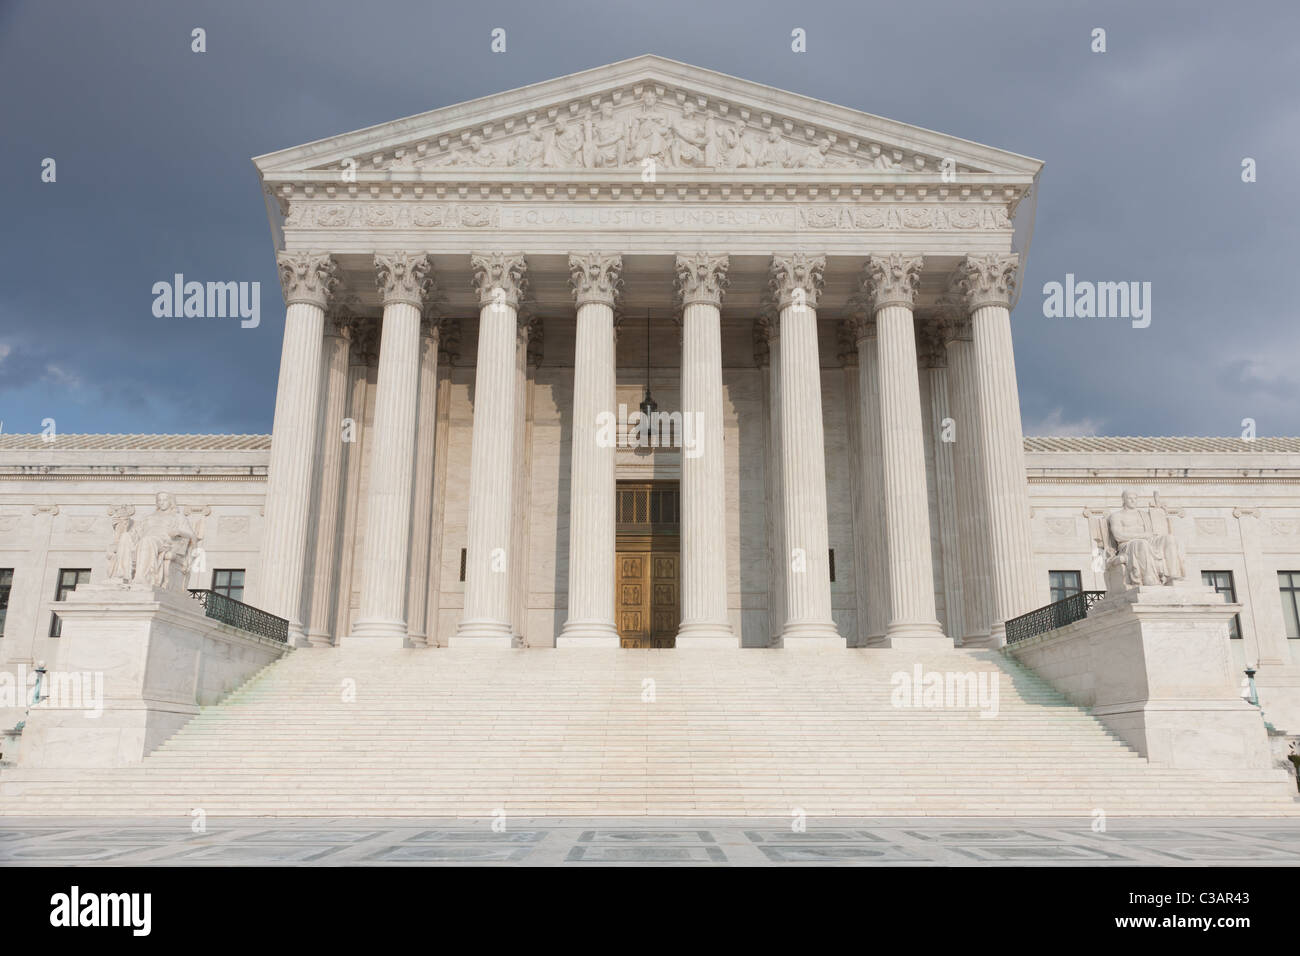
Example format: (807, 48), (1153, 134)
(353, 90), (922, 174)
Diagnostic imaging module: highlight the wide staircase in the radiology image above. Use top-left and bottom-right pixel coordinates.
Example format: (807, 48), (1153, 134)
(1, 645), (1295, 816)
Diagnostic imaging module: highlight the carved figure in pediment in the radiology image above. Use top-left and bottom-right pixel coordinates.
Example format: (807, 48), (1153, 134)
(589, 103), (626, 168)
(670, 102), (709, 167)
(864, 148), (899, 171)
(510, 125), (545, 168)
(629, 90), (671, 165)
(543, 116), (586, 167)
(794, 139), (833, 169)
(758, 128), (790, 168)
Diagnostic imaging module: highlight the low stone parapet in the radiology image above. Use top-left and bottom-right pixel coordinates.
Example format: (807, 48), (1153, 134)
(14, 582), (288, 769)
(1006, 583), (1276, 771)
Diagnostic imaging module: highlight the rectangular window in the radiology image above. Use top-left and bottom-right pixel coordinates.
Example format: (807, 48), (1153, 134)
(49, 568), (91, 637)
(459, 549), (467, 583)
(1280, 571), (1300, 640)
(0, 568), (12, 637)
(828, 549), (836, 583)
(212, 569), (246, 602)
(1201, 570), (1242, 640)
(1048, 570), (1082, 604)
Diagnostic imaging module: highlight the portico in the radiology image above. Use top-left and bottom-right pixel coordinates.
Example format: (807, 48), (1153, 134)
(248, 55), (1047, 650)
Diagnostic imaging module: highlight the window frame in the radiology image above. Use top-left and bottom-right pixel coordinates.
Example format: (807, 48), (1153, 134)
(1279, 571), (1300, 640)
(1200, 570), (1242, 640)
(211, 568), (246, 603)
(1048, 570), (1083, 604)
(49, 567), (92, 637)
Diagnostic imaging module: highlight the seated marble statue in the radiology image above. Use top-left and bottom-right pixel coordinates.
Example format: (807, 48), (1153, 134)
(1105, 489), (1186, 587)
(130, 492), (196, 589)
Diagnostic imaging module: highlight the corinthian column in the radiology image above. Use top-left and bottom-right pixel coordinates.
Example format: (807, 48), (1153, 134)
(257, 251), (339, 643)
(919, 321), (965, 643)
(769, 254), (841, 647)
(950, 254), (1041, 643)
(861, 255), (947, 648)
(942, 314), (994, 646)
(558, 253), (622, 647)
(351, 252), (433, 641)
(756, 312), (784, 647)
(673, 253), (735, 646)
(304, 307), (354, 647)
(452, 253), (528, 646)
(405, 315), (442, 647)
(847, 314), (890, 646)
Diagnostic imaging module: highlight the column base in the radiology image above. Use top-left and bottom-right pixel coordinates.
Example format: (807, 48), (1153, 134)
(403, 632), (432, 649)
(885, 621), (951, 651)
(675, 620), (737, 647)
(960, 630), (997, 649)
(779, 620), (843, 647)
(449, 619), (515, 647)
(287, 622), (309, 647)
(349, 618), (409, 642)
(557, 620), (620, 647)
(303, 630), (335, 649)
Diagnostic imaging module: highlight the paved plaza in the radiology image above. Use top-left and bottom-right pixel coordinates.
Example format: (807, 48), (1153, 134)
(3, 817), (1299, 866)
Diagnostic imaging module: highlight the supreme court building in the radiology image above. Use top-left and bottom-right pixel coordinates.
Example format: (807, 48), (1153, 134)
(3, 56), (1300, 740)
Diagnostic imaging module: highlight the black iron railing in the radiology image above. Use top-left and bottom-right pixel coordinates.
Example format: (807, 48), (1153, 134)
(188, 589), (289, 643)
(1004, 590), (1106, 646)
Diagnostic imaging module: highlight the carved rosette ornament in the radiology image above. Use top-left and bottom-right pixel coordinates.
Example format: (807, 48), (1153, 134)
(949, 253), (1019, 311)
(861, 254), (924, 313)
(768, 253), (826, 310)
(374, 252), (434, 309)
(277, 251), (341, 309)
(674, 253), (730, 307)
(470, 252), (529, 310)
(568, 253), (624, 308)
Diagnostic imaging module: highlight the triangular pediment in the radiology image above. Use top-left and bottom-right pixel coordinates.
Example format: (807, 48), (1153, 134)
(254, 55), (1041, 183)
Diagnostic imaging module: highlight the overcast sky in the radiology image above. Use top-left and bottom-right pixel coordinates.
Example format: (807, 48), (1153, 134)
(1, 0), (1296, 437)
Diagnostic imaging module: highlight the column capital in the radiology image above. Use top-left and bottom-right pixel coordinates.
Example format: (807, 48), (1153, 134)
(374, 252), (434, 309)
(471, 252), (528, 309)
(277, 251), (341, 309)
(438, 318), (462, 366)
(915, 318), (948, 369)
(769, 253), (826, 310)
(526, 317), (544, 368)
(324, 293), (361, 337)
(568, 253), (623, 308)
(674, 253), (730, 307)
(949, 253), (1019, 310)
(843, 313), (877, 345)
(837, 321), (859, 368)
(860, 253), (923, 313)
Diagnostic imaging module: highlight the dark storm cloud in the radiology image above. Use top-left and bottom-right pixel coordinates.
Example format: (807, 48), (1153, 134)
(0, 0), (1295, 435)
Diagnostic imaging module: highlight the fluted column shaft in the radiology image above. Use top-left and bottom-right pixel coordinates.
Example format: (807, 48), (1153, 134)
(863, 254), (947, 647)
(353, 253), (432, 640)
(676, 254), (734, 645)
(559, 254), (620, 646)
(334, 340), (373, 641)
(952, 254), (1040, 643)
(770, 254), (840, 646)
(971, 301), (1040, 637)
(257, 252), (338, 642)
(454, 253), (528, 645)
(760, 322), (786, 647)
(854, 325), (890, 645)
(946, 332), (994, 645)
(304, 320), (352, 646)
(405, 323), (441, 647)
(926, 360), (966, 643)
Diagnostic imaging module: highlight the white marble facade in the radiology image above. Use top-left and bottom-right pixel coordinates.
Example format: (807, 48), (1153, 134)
(2, 57), (1298, 730)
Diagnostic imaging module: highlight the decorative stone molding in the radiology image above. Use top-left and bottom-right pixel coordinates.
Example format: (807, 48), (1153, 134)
(568, 253), (624, 308)
(32, 505), (59, 516)
(374, 252), (434, 308)
(949, 253), (1019, 311)
(768, 253), (825, 310)
(674, 253), (729, 307)
(861, 253), (923, 313)
(276, 251), (340, 309)
(470, 252), (528, 309)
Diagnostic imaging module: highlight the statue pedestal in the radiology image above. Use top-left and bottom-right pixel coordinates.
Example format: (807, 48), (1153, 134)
(1010, 583), (1274, 770)
(18, 581), (287, 769)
